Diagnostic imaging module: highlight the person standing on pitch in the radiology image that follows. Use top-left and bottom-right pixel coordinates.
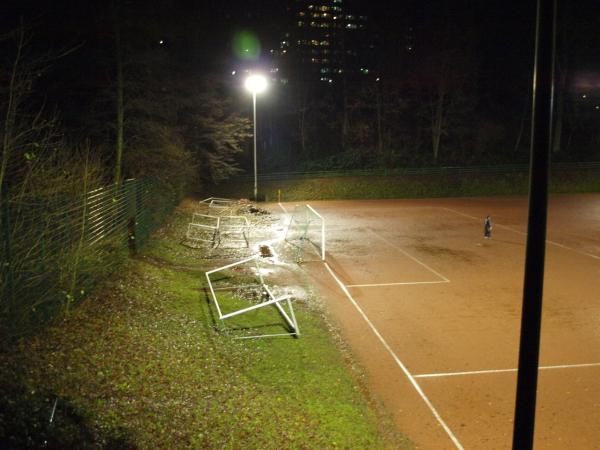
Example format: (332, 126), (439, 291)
(483, 216), (493, 239)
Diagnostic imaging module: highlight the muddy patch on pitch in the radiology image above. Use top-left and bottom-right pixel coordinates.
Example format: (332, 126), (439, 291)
(410, 244), (481, 263)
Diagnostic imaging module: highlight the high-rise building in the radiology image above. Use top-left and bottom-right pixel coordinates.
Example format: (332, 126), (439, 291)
(275, 0), (372, 84)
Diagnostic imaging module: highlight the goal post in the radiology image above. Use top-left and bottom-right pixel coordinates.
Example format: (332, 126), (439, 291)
(284, 204), (325, 261)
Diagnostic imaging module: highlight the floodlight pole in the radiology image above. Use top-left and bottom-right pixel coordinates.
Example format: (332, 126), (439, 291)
(252, 91), (258, 201)
(512, 0), (556, 448)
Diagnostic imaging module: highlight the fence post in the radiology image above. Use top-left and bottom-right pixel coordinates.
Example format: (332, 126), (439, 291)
(1, 197), (16, 335)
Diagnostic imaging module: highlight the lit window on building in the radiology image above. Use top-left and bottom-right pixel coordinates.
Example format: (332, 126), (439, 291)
(311, 39), (319, 46)
(308, 4), (314, 9)
(346, 23), (357, 29)
(298, 21), (304, 26)
(320, 40), (329, 46)
(360, 68), (369, 74)
(299, 11), (305, 17)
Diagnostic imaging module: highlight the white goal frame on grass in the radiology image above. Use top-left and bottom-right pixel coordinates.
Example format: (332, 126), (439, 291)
(199, 197), (234, 205)
(284, 204), (325, 261)
(209, 198), (237, 216)
(205, 255), (299, 339)
(198, 197), (238, 216)
(185, 214), (220, 246)
(216, 215), (250, 248)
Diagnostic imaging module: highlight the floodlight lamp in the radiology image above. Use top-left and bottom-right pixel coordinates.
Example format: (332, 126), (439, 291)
(245, 74), (268, 94)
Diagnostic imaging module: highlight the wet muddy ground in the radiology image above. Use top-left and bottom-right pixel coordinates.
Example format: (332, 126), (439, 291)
(265, 195), (600, 450)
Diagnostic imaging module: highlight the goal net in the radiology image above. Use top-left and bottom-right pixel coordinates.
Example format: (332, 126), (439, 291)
(284, 204), (325, 261)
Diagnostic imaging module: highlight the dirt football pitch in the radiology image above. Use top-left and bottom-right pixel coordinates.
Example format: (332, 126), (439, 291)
(269, 194), (600, 450)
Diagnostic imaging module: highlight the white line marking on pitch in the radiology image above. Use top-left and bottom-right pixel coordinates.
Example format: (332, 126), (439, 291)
(414, 362), (600, 379)
(443, 207), (600, 261)
(324, 262), (464, 450)
(278, 202), (288, 214)
(367, 229), (450, 282)
(347, 280), (450, 288)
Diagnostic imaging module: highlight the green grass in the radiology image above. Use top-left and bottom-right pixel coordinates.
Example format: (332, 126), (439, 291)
(0, 206), (409, 449)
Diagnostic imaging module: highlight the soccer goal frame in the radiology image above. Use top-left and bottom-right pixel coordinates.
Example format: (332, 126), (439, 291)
(199, 197), (234, 205)
(185, 214), (220, 246)
(284, 204), (326, 261)
(216, 215), (250, 248)
(208, 198), (237, 216)
(205, 255), (299, 339)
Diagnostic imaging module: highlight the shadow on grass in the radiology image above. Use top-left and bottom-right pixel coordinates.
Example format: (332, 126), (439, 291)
(0, 378), (136, 450)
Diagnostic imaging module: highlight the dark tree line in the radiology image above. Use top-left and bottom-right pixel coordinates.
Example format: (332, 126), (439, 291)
(257, 0), (600, 172)
(2, 0), (599, 197)
(1, 0), (251, 204)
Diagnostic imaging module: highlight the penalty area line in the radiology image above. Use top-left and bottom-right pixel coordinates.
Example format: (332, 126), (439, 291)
(415, 362), (600, 379)
(347, 280), (450, 288)
(367, 229), (450, 282)
(323, 262), (464, 450)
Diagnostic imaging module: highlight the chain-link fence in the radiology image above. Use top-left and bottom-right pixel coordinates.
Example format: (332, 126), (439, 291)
(1, 179), (173, 339)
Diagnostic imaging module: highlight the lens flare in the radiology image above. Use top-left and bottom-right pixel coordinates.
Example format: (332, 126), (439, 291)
(232, 30), (261, 61)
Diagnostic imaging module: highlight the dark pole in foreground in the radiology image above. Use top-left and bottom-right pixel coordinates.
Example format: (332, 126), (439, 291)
(252, 91), (258, 202)
(512, 0), (556, 449)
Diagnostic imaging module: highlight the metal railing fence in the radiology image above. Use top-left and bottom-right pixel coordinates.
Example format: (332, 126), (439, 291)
(0, 179), (172, 338)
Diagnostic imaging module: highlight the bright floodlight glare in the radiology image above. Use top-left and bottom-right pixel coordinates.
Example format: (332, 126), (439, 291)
(245, 74), (267, 94)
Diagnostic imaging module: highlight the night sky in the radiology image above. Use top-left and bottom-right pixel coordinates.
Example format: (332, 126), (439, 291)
(3, 0), (598, 89)
(0, 0), (600, 83)
(2, 0), (599, 165)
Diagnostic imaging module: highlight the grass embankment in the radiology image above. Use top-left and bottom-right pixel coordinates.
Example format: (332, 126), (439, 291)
(0, 205), (408, 449)
(213, 169), (600, 201)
